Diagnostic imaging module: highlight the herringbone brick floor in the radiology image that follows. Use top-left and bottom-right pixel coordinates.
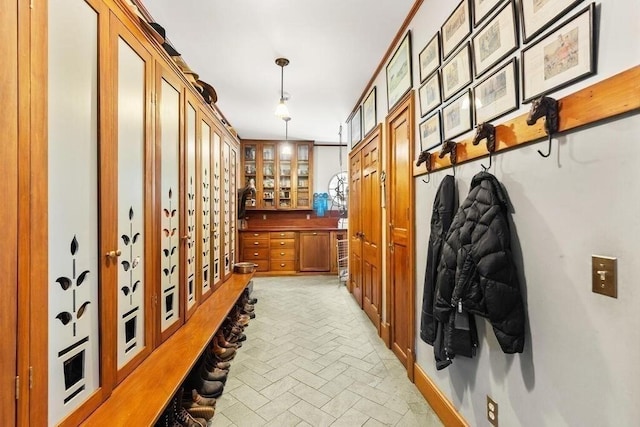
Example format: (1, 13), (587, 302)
(210, 276), (443, 427)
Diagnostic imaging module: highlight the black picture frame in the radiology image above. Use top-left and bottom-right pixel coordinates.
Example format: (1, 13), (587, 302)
(473, 58), (519, 124)
(471, 0), (518, 78)
(419, 111), (443, 151)
(386, 31), (413, 111)
(441, 42), (473, 101)
(441, 0), (471, 60)
(350, 107), (362, 148)
(519, 0), (584, 44)
(442, 89), (473, 140)
(473, 0), (506, 27)
(419, 32), (441, 83)
(521, 3), (595, 103)
(419, 71), (442, 117)
(362, 87), (377, 137)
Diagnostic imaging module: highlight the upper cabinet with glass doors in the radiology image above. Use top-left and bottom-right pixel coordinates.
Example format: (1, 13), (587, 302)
(240, 140), (313, 210)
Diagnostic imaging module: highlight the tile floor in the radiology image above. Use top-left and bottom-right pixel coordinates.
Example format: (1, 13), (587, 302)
(210, 275), (443, 427)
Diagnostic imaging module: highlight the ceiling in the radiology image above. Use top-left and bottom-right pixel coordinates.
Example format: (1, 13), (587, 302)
(142, 0), (416, 143)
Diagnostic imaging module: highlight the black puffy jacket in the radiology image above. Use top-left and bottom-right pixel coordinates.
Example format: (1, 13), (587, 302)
(433, 172), (525, 360)
(420, 175), (456, 345)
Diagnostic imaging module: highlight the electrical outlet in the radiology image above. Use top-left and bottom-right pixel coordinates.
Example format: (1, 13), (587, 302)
(592, 255), (617, 298)
(262, 214), (267, 220)
(306, 214), (310, 220)
(487, 396), (498, 427)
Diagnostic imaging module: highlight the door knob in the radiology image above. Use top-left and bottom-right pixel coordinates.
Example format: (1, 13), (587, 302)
(181, 235), (192, 241)
(105, 250), (121, 259)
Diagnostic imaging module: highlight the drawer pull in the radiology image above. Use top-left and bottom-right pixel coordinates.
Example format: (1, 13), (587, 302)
(253, 242), (260, 245)
(313, 232), (317, 235)
(280, 263), (285, 267)
(280, 233), (285, 236)
(280, 252), (285, 256)
(253, 233), (259, 237)
(280, 241), (285, 245)
(253, 253), (259, 256)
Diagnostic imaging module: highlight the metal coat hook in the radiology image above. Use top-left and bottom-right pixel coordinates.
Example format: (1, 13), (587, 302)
(416, 149), (432, 183)
(526, 95), (559, 158)
(472, 122), (496, 171)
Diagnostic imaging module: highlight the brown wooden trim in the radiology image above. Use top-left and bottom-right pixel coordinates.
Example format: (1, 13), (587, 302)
(414, 363), (469, 427)
(380, 322), (391, 348)
(349, 0), (424, 116)
(184, 94), (199, 321)
(81, 273), (254, 426)
(414, 65), (640, 176)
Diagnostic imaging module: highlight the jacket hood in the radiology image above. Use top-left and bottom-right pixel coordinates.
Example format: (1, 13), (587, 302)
(470, 172), (509, 210)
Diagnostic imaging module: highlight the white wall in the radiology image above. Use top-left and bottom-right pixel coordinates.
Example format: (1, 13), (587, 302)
(313, 144), (348, 210)
(351, 0), (640, 425)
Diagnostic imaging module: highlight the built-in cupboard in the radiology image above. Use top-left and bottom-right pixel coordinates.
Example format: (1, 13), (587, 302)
(2, 0), (241, 425)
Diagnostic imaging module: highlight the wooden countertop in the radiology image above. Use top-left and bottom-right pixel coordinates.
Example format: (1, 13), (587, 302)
(81, 273), (253, 426)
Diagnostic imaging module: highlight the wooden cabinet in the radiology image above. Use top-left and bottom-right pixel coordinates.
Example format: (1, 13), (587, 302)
(269, 231), (297, 272)
(299, 231), (331, 272)
(240, 140), (313, 210)
(241, 232), (270, 271)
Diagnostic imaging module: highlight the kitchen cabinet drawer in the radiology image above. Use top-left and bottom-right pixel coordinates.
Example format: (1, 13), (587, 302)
(244, 248), (269, 260)
(241, 231), (269, 240)
(243, 239), (269, 248)
(270, 239), (295, 249)
(270, 248), (295, 261)
(270, 231), (296, 239)
(270, 260), (296, 271)
(254, 260), (270, 272)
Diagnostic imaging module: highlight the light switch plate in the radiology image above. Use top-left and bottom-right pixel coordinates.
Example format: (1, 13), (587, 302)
(592, 255), (617, 298)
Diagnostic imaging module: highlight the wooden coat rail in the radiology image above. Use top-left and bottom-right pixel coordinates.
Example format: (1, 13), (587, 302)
(413, 65), (640, 176)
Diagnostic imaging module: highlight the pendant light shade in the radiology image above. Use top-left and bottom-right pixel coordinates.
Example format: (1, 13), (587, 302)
(275, 57), (290, 118)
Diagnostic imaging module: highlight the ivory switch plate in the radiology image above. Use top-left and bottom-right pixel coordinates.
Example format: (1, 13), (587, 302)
(592, 255), (617, 298)
(487, 396), (498, 427)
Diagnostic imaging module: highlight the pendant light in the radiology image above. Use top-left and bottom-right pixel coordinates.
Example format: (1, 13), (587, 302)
(275, 57), (290, 118)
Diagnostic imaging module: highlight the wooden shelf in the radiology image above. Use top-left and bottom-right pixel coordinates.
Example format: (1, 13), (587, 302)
(81, 273), (254, 426)
(413, 65), (640, 175)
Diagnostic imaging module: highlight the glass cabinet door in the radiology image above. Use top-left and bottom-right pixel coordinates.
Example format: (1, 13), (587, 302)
(278, 144), (292, 208)
(296, 144), (310, 208)
(242, 144), (257, 208)
(261, 144), (276, 208)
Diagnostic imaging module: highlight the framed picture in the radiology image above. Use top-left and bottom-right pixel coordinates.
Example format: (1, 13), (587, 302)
(350, 107), (362, 148)
(473, 58), (518, 123)
(519, 0), (584, 44)
(442, 43), (472, 101)
(443, 89), (473, 139)
(441, 0), (471, 59)
(472, 0), (518, 78)
(386, 31), (413, 111)
(362, 87), (377, 137)
(419, 111), (442, 150)
(419, 33), (441, 83)
(521, 3), (595, 103)
(419, 71), (442, 117)
(473, 0), (505, 27)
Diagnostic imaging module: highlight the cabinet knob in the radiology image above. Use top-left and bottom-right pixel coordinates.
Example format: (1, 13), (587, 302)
(105, 250), (121, 259)
(280, 241), (285, 245)
(253, 242), (260, 245)
(181, 235), (191, 241)
(280, 252), (285, 256)
(280, 263), (286, 267)
(253, 253), (259, 256)
(313, 232), (317, 236)
(280, 233), (285, 236)
(253, 233), (259, 237)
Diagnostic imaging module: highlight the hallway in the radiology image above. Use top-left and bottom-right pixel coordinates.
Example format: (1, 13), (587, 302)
(211, 276), (443, 427)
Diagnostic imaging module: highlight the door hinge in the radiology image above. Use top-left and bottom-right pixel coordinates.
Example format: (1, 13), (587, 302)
(29, 367), (33, 389)
(15, 376), (19, 400)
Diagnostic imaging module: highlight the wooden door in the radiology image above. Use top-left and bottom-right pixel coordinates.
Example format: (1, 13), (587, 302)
(211, 130), (223, 288)
(199, 114), (213, 300)
(184, 98), (198, 319)
(0, 0), (18, 421)
(386, 94), (416, 378)
(349, 150), (363, 306)
(361, 129), (382, 330)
